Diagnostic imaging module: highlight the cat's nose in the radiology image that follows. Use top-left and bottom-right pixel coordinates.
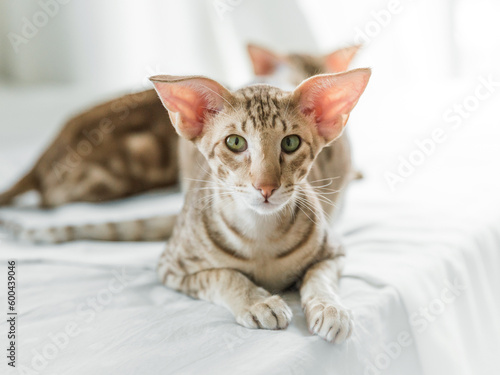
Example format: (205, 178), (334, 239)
(253, 183), (280, 200)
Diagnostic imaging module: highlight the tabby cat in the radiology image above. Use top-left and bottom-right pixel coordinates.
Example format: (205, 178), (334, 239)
(4, 66), (371, 342)
(0, 44), (360, 207)
(0, 89), (178, 207)
(150, 69), (371, 343)
(247, 43), (361, 85)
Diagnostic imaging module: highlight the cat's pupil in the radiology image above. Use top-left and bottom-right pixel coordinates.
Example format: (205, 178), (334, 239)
(235, 138), (239, 145)
(286, 138), (291, 146)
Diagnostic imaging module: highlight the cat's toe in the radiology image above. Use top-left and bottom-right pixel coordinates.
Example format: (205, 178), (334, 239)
(237, 295), (292, 330)
(305, 299), (353, 344)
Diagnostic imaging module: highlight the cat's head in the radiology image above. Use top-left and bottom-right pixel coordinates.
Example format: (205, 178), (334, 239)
(247, 43), (361, 85)
(151, 69), (370, 215)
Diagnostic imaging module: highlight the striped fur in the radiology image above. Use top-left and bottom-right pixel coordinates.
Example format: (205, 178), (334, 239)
(150, 69), (371, 342)
(6, 215), (177, 243)
(1, 70), (370, 343)
(2, 50), (369, 343)
(0, 45), (362, 243)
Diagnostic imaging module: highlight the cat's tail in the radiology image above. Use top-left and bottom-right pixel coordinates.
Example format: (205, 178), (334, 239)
(0, 215), (177, 243)
(0, 169), (38, 206)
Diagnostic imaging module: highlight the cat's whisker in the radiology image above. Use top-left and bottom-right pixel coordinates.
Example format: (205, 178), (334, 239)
(295, 187), (338, 211)
(197, 190), (235, 202)
(311, 190), (340, 196)
(297, 197), (325, 219)
(311, 187), (340, 192)
(294, 189), (334, 223)
(194, 159), (221, 180)
(297, 194), (335, 209)
(274, 207), (286, 225)
(300, 190), (336, 205)
(188, 179), (228, 187)
(293, 193), (326, 224)
(316, 191), (338, 202)
(188, 182), (230, 195)
(184, 178), (218, 183)
(184, 178), (222, 186)
(296, 182), (338, 194)
(295, 200), (322, 226)
(309, 181), (334, 189)
(309, 176), (341, 184)
(311, 187), (335, 196)
(199, 193), (235, 212)
(307, 186), (340, 194)
(195, 187), (237, 208)
(191, 186), (231, 192)
(211, 192), (242, 217)
(190, 161), (230, 192)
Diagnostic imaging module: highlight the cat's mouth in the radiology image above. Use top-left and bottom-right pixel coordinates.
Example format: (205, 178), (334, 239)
(247, 196), (290, 215)
(250, 201), (282, 215)
(241, 186), (293, 215)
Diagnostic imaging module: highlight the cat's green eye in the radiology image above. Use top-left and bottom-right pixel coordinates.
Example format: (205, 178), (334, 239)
(226, 135), (248, 152)
(281, 135), (301, 153)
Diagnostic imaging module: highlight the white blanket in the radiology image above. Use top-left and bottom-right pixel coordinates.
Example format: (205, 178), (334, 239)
(1, 80), (500, 375)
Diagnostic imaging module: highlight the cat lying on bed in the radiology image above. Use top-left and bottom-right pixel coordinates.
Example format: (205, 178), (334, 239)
(1, 44), (369, 343)
(0, 44), (360, 207)
(148, 69), (371, 343)
(6, 68), (371, 343)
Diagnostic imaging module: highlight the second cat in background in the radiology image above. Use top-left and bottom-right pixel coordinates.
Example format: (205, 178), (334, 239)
(0, 44), (362, 208)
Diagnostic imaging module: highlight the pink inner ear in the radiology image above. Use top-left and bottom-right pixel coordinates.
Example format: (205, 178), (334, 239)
(296, 69), (371, 142)
(248, 45), (280, 76)
(153, 80), (223, 140)
(301, 87), (353, 126)
(315, 94), (347, 140)
(165, 86), (206, 123)
(324, 45), (361, 72)
(319, 90), (354, 122)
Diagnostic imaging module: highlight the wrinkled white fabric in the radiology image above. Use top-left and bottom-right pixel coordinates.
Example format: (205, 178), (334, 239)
(1, 77), (500, 375)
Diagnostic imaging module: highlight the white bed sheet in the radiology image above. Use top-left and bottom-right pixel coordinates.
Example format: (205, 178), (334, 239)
(1, 80), (500, 375)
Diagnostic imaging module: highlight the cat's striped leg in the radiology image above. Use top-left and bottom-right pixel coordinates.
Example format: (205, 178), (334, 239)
(161, 267), (292, 330)
(300, 257), (353, 343)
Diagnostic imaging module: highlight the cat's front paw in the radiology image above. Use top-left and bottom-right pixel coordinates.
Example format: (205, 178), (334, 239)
(237, 295), (292, 330)
(304, 299), (353, 343)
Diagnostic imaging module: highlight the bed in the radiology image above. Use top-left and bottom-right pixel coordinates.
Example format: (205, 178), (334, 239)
(1, 79), (500, 375)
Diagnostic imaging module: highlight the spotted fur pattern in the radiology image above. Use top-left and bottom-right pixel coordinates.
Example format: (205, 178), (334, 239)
(2, 69), (371, 344)
(150, 70), (370, 343)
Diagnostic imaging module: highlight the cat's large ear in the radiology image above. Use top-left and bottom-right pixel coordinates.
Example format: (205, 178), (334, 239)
(324, 45), (362, 73)
(150, 75), (231, 140)
(247, 44), (284, 76)
(294, 68), (371, 144)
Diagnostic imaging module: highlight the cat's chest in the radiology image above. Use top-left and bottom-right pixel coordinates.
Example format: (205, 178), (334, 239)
(245, 256), (306, 292)
(213, 231), (322, 292)
(199, 203), (324, 291)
